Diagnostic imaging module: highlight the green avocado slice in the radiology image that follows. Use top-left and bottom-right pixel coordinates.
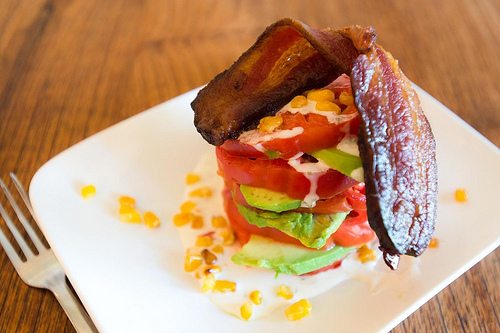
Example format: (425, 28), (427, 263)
(237, 204), (348, 249)
(232, 235), (354, 275)
(310, 148), (363, 181)
(240, 185), (302, 213)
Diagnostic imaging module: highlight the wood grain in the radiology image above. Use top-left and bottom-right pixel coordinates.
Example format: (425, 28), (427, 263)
(0, 1), (498, 332)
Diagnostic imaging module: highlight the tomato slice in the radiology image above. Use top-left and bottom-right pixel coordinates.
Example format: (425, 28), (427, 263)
(261, 113), (347, 159)
(216, 146), (357, 200)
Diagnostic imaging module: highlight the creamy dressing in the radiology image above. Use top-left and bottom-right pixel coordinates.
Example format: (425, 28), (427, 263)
(287, 157), (330, 208)
(239, 127), (304, 147)
(336, 134), (360, 156)
(172, 152), (421, 320)
(278, 99), (358, 124)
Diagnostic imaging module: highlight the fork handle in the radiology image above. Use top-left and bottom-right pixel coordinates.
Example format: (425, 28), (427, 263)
(51, 281), (97, 333)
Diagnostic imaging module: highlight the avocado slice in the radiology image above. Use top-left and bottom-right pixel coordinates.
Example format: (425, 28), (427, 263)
(232, 235), (354, 275)
(310, 148), (363, 181)
(237, 204), (348, 249)
(240, 185), (302, 213)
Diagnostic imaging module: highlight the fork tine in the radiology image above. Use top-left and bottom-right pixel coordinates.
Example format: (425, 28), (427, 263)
(0, 203), (34, 260)
(0, 225), (23, 270)
(8, 173), (46, 252)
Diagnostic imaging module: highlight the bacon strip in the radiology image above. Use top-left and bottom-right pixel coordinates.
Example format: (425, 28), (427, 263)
(351, 46), (438, 269)
(191, 19), (437, 269)
(191, 18), (375, 145)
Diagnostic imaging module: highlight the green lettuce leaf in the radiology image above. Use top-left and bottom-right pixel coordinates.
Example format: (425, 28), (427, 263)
(237, 204), (348, 249)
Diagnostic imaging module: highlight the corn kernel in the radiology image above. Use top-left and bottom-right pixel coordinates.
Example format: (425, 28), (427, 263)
(211, 216), (228, 228)
(220, 229), (235, 245)
(119, 206), (142, 223)
(290, 95), (307, 108)
(143, 211), (160, 228)
(315, 101), (341, 114)
(184, 254), (202, 272)
(180, 201), (196, 213)
(173, 212), (194, 227)
(81, 185), (96, 199)
(455, 188), (468, 202)
(185, 173), (201, 185)
(357, 245), (376, 263)
(189, 187), (213, 198)
(201, 273), (216, 293)
(277, 285), (294, 300)
(429, 237), (439, 248)
(212, 244), (224, 254)
(339, 91), (354, 105)
(191, 215), (204, 229)
(258, 115), (283, 133)
(201, 249), (217, 265)
(240, 302), (253, 321)
(214, 280), (237, 293)
(119, 195), (135, 208)
(196, 235), (213, 247)
(307, 89), (334, 102)
(249, 290), (263, 305)
(285, 299), (312, 321)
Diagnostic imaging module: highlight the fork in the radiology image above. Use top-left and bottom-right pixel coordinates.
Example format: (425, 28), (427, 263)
(0, 173), (97, 333)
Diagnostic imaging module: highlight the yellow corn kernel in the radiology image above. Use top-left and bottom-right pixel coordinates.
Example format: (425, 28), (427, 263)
(240, 302), (253, 321)
(201, 273), (216, 293)
(290, 95), (307, 108)
(455, 188), (468, 202)
(189, 187), (213, 198)
(339, 91), (354, 106)
(184, 254), (202, 272)
(201, 249), (217, 265)
(307, 89), (334, 102)
(285, 299), (312, 321)
(180, 201), (196, 213)
(81, 185), (96, 199)
(212, 244), (224, 254)
(429, 237), (439, 248)
(214, 280), (237, 293)
(172, 212), (194, 227)
(118, 195), (135, 208)
(277, 285), (294, 300)
(357, 245), (376, 263)
(191, 215), (204, 229)
(220, 229), (235, 245)
(249, 290), (263, 305)
(258, 115), (283, 133)
(315, 101), (341, 114)
(211, 215), (228, 228)
(185, 173), (201, 185)
(119, 206), (142, 223)
(143, 211), (160, 228)
(196, 235), (213, 247)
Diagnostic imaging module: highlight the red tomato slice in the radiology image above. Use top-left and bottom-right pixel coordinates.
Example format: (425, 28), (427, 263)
(216, 146), (357, 200)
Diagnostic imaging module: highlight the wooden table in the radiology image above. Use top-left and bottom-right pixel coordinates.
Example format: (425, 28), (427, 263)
(1, 1), (498, 332)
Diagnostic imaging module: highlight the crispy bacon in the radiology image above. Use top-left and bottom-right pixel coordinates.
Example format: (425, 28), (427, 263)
(351, 46), (437, 269)
(191, 18), (375, 146)
(191, 19), (437, 269)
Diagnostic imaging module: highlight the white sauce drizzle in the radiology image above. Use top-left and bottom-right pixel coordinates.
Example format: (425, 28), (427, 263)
(336, 134), (360, 156)
(287, 156), (330, 208)
(175, 151), (418, 320)
(239, 127), (304, 146)
(277, 100), (358, 124)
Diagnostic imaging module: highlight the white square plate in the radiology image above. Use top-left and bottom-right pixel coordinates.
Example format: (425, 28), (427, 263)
(30, 87), (500, 332)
